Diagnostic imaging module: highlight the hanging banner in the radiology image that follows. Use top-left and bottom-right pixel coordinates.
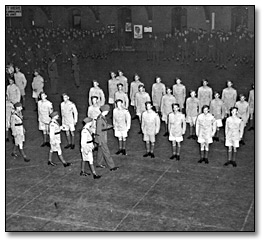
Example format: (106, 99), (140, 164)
(134, 25), (143, 39)
(6, 6), (22, 17)
(144, 26), (152, 33)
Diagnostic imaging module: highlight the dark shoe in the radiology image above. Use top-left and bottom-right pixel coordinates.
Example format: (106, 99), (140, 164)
(163, 132), (169, 137)
(80, 171), (90, 176)
(232, 161), (237, 167)
(46, 142), (51, 147)
(170, 155), (176, 160)
(115, 149), (122, 155)
(223, 161), (231, 166)
(198, 158), (204, 163)
(187, 135), (193, 139)
(24, 157), (30, 162)
(6, 138), (9, 142)
(71, 144), (75, 149)
(143, 152), (150, 157)
(215, 137), (219, 142)
(239, 140), (245, 145)
(204, 158), (209, 164)
(248, 127), (254, 131)
(48, 161), (57, 166)
(176, 155), (180, 161)
(96, 165), (105, 168)
(122, 149), (127, 155)
(63, 162), (71, 167)
(150, 153), (155, 158)
(110, 167), (119, 171)
(64, 144), (72, 149)
(41, 142), (47, 147)
(93, 174), (101, 179)
(138, 130), (142, 134)
(11, 152), (18, 158)
(192, 135), (197, 140)
(132, 116), (138, 120)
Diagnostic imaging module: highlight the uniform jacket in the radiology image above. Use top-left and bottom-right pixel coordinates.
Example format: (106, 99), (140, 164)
(38, 99), (53, 124)
(113, 107), (131, 132)
(14, 71), (27, 92)
(11, 111), (24, 136)
(60, 100), (78, 126)
(95, 114), (112, 145)
(141, 110), (160, 135)
(81, 122), (95, 153)
(89, 87), (105, 106)
(6, 84), (21, 104)
(49, 119), (61, 144)
(168, 112), (186, 137)
(196, 113), (216, 140)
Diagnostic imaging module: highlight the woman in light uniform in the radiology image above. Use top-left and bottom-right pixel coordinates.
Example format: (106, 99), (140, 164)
(38, 92), (53, 147)
(108, 71), (119, 105)
(88, 80), (105, 107)
(172, 77), (186, 110)
(160, 87), (176, 136)
(196, 105), (216, 164)
(168, 103), (186, 161)
(113, 99), (131, 155)
(135, 84), (151, 125)
(32, 69), (44, 108)
(185, 90), (200, 139)
(235, 94), (249, 145)
(221, 80), (237, 117)
(197, 79), (213, 111)
(60, 93), (78, 149)
(224, 107), (243, 167)
(210, 92), (225, 142)
(151, 76), (166, 114)
(129, 74), (143, 118)
(80, 117), (101, 179)
(248, 84), (254, 131)
(141, 101), (160, 158)
(48, 111), (71, 167)
(10, 102), (30, 162)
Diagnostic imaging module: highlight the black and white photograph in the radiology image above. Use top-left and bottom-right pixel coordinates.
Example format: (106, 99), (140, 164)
(4, 3), (259, 239)
(134, 24), (143, 39)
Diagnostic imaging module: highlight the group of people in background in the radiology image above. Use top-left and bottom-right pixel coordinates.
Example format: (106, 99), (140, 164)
(5, 24), (254, 80)
(6, 60), (255, 179)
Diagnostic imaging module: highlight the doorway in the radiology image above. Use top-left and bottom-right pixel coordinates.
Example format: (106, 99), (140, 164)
(231, 6), (248, 31)
(72, 9), (81, 29)
(171, 7), (187, 34)
(118, 7), (132, 47)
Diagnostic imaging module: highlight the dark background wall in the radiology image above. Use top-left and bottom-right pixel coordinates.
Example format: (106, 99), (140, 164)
(6, 5), (255, 33)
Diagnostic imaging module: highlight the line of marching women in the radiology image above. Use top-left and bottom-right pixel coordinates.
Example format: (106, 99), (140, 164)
(6, 70), (254, 180)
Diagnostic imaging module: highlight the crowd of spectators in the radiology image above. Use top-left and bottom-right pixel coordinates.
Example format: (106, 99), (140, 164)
(6, 24), (254, 79)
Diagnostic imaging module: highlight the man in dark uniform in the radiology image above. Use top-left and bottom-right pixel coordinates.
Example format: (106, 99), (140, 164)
(71, 52), (80, 88)
(95, 104), (119, 171)
(47, 55), (59, 95)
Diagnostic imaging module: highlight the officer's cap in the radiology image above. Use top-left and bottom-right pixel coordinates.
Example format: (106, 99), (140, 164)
(100, 104), (110, 112)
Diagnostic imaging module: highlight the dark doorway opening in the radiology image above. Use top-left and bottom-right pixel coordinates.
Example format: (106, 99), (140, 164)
(231, 6), (248, 31)
(118, 7), (132, 48)
(171, 7), (187, 34)
(72, 9), (81, 29)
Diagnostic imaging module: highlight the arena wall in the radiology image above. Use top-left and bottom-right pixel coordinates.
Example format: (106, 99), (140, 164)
(6, 5), (255, 33)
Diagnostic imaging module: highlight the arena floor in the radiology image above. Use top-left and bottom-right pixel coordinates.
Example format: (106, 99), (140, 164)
(5, 51), (255, 231)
